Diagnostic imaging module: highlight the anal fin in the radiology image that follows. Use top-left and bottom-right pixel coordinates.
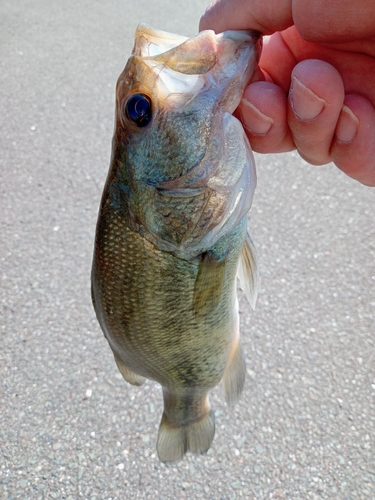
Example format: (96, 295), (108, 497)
(114, 354), (146, 386)
(223, 336), (246, 407)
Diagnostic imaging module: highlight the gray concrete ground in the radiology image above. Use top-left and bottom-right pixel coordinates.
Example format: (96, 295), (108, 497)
(1, 0), (374, 498)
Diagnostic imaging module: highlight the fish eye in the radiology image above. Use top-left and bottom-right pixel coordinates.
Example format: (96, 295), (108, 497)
(125, 93), (152, 127)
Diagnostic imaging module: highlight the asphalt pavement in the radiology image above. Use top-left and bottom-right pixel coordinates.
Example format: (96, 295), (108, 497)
(1, 0), (374, 499)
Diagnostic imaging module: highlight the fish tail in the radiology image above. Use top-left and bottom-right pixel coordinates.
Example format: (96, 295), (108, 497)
(222, 332), (246, 407)
(156, 390), (215, 463)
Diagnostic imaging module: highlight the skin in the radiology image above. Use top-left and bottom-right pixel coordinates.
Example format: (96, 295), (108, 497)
(200, 0), (375, 186)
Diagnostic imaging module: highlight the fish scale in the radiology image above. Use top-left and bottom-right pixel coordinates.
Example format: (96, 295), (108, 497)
(95, 211), (242, 385)
(92, 24), (261, 463)
(152, 189), (212, 245)
(128, 109), (209, 183)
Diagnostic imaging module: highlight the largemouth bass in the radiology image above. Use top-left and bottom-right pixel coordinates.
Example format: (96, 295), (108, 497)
(91, 24), (261, 463)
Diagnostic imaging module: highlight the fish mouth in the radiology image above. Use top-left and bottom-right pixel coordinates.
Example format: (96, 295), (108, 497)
(133, 23), (261, 73)
(132, 24), (190, 58)
(130, 24), (261, 112)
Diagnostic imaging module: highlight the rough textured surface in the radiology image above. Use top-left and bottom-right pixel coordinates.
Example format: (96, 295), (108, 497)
(1, 0), (374, 499)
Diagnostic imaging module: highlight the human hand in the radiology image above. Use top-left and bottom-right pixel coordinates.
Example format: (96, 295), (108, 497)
(200, 0), (375, 186)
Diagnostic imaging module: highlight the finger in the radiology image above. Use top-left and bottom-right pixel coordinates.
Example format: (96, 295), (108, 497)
(199, 0), (293, 34)
(332, 95), (375, 186)
(287, 60), (345, 165)
(236, 81), (294, 153)
(259, 32), (299, 92)
(292, 1), (375, 43)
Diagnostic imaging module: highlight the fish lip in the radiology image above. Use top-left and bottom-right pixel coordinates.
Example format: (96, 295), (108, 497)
(127, 25), (262, 114)
(213, 30), (262, 114)
(136, 23), (189, 45)
(132, 23), (189, 58)
(134, 22), (261, 47)
(215, 29), (262, 69)
(133, 23), (262, 67)
(216, 29), (261, 45)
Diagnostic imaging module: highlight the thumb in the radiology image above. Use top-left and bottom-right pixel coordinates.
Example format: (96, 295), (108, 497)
(199, 0), (293, 34)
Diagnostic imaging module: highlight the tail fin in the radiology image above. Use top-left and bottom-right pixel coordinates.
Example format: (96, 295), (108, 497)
(156, 392), (215, 463)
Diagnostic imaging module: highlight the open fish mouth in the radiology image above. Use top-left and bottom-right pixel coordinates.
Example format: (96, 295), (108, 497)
(125, 23), (262, 113)
(132, 23), (261, 68)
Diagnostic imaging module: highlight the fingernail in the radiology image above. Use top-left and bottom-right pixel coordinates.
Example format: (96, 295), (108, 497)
(239, 99), (273, 135)
(290, 76), (326, 121)
(335, 105), (359, 143)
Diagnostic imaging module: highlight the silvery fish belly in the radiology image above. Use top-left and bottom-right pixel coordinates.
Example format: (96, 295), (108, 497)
(91, 24), (261, 463)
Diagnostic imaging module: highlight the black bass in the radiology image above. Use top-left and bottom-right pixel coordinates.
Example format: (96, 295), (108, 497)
(91, 24), (261, 463)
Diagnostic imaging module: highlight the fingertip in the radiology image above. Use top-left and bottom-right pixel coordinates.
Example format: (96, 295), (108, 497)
(199, 0), (250, 33)
(238, 81), (294, 153)
(291, 60), (345, 111)
(332, 95), (375, 186)
(199, 0), (293, 34)
(239, 98), (274, 135)
(243, 82), (286, 123)
(199, 1), (216, 32)
(335, 105), (359, 144)
(287, 60), (345, 165)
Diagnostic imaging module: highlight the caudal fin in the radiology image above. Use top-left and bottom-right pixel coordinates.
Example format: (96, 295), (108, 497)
(156, 391), (215, 463)
(157, 409), (215, 464)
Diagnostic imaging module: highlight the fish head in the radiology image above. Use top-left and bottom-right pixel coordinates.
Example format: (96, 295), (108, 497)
(109, 24), (262, 255)
(118, 25), (260, 111)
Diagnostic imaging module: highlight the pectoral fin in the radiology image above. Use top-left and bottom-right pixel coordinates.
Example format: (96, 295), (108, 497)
(237, 232), (258, 310)
(193, 251), (227, 319)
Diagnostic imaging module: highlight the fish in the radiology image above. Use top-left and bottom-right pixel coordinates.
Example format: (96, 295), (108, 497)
(91, 23), (261, 463)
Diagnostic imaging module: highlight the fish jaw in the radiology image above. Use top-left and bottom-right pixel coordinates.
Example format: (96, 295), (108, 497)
(116, 25), (261, 123)
(132, 24), (189, 58)
(132, 23), (261, 79)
